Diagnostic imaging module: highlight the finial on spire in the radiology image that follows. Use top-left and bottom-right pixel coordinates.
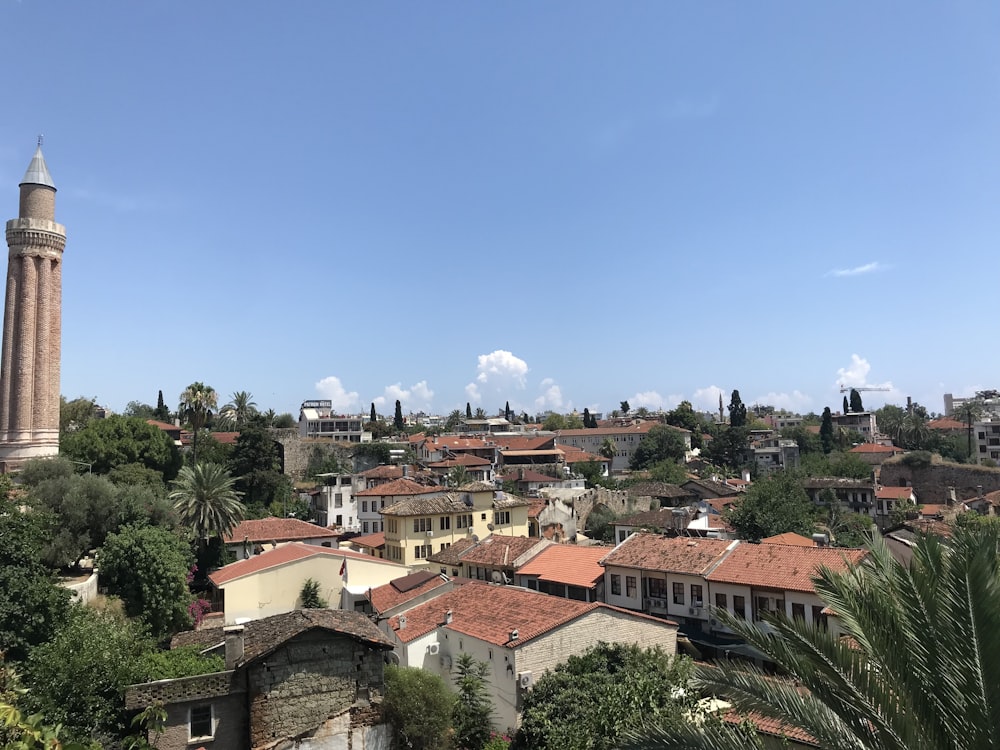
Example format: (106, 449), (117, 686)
(37, 134), (44, 148)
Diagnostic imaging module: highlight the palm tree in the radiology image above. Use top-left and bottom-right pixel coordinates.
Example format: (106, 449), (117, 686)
(262, 408), (277, 427)
(624, 524), (1000, 750)
(953, 400), (984, 460)
(447, 465), (470, 488)
(178, 382), (218, 463)
(217, 390), (258, 429)
(898, 412), (930, 450)
(169, 462), (244, 546)
(599, 438), (617, 477)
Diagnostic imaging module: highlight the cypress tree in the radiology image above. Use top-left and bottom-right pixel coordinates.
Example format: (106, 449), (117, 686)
(370, 402), (377, 422)
(466, 402), (472, 420)
(820, 407), (835, 454)
(394, 400), (404, 430)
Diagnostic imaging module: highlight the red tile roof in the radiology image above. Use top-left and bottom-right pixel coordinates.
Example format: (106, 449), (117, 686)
(707, 544), (867, 593)
(458, 535), (548, 567)
(426, 454), (492, 468)
(369, 571), (450, 613)
(849, 443), (900, 453)
(515, 544), (610, 588)
(209, 542), (404, 586)
(224, 517), (340, 544)
(351, 532), (385, 549)
(491, 436), (556, 451)
(876, 486), (915, 499)
(600, 533), (736, 575)
(723, 711), (818, 746)
(361, 465), (405, 479)
(559, 446), (605, 464)
(146, 419), (180, 432)
(425, 436), (491, 449)
(500, 469), (561, 483)
(355, 478), (443, 497)
(389, 580), (674, 645)
(210, 431), (241, 445)
(929, 418), (965, 431)
(761, 532), (816, 547)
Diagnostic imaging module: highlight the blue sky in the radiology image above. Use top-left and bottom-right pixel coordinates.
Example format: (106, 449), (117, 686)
(2, 2), (998, 418)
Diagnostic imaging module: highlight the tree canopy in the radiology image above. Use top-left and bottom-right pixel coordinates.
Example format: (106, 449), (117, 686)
(630, 425), (687, 470)
(383, 665), (455, 750)
(60, 415), (182, 480)
(724, 471), (814, 541)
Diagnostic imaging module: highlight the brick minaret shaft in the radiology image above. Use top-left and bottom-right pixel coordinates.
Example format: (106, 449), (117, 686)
(0, 146), (65, 469)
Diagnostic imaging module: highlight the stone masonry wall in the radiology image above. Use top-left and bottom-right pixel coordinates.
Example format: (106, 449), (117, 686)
(125, 671), (241, 710)
(879, 458), (1000, 502)
(247, 631), (384, 748)
(274, 430), (354, 482)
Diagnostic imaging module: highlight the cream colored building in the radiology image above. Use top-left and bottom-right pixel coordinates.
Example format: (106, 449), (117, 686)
(387, 581), (678, 730)
(208, 542), (411, 624)
(382, 483), (531, 568)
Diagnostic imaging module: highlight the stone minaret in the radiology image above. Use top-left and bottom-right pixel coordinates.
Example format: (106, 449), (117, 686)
(0, 144), (66, 470)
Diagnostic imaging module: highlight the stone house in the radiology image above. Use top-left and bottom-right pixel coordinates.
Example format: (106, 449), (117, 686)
(125, 609), (394, 750)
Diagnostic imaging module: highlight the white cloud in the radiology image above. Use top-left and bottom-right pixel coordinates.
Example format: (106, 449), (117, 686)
(834, 355), (897, 406)
(828, 261), (886, 278)
(629, 391), (683, 411)
(753, 390), (813, 412)
(314, 375), (360, 412)
(373, 380), (435, 413)
(691, 385), (726, 413)
(534, 379), (566, 411)
(465, 349), (528, 406)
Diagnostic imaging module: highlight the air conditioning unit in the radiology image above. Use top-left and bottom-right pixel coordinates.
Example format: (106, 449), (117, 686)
(426, 530), (434, 537)
(518, 671), (534, 689)
(468, 527), (475, 534)
(428, 643), (440, 655)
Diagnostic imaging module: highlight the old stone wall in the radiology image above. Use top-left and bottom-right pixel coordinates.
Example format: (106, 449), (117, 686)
(880, 457), (1000, 502)
(274, 430), (353, 481)
(247, 632), (384, 748)
(155, 693), (246, 750)
(125, 671), (241, 710)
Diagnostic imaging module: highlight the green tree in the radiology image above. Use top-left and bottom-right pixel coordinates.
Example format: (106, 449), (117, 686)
(60, 395), (97, 433)
(586, 505), (621, 543)
(447, 465), (471, 488)
(820, 407), (834, 454)
(843, 394), (850, 414)
(0, 490), (72, 663)
(542, 412), (566, 431)
(98, 525), (194, 639)
(727, 390), (747, 428)
(445, 409), (463, 431)
(370, 402), (377, 422)
(505, 401), (511, 421)
(953, 400), (983, 458)
(647, 460), (688, 485)
(453, 654), (494, 750)
(849, 388), (864, 412)
(23, 605), (151, 742)
(474, 407), (487, 420)
(583, 407), (593, 428)
(828, 452), (873, 480)
(625, 525), (1000, 750)
(394, 400), (405, 430)
(466, 402), (473, 420)
(228, 425), (286, 507)
(383, 665), (455, 750)
(630, 425), (687, 470)
(60, 415), (182, 479)
(299, 578), (327, 608)
(153, 389), (171, 422)
(123, 400), (155, 419)
(875, 404), (906, 444)
(724, 471), (814, 541)
(217, 390), (258, 429)
(178, 382), (218, 464)
(272, 412), (296, 428)
(169, 463), (244, 550)
(599, 438), (617, 471)
(513, 643), (693, 750)
(665, 401), (706, 449)
(620, 400), (631, 417)
(898, 412), (931, 450)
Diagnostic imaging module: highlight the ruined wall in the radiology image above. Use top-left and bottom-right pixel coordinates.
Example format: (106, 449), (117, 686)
(273, 430), (354, 481)
(879, 457), (1000, 502)
(247, 631), (384, 748)
(540, 486), (639, 539)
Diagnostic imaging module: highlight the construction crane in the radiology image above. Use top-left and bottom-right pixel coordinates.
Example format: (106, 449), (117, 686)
(838, 384), (891, 394)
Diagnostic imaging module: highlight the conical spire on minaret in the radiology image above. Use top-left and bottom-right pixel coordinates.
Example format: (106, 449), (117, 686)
(20, 137), (56, 190)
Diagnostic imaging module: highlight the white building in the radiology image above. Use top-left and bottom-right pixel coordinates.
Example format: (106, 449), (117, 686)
(312, 473), (362, 531)
(298, 400), (372, 443)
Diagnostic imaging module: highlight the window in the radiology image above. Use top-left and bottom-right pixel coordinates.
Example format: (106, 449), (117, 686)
(648, 578), (667, 599)
(792, 602), (805, 621)
(189, 705), (213, 740)
(440, 516), (451, 531)
(413, 518), (431, 533)
(626, 576), (637, 598)
(493, 511), (510, 525)
(690, 584), (703, 607)
(440, 543), (451, 552)
(362, 522), (369, 533)
(457, 514), (472, 529)
(387, 519), (398, 534)
(672, 582), (685, 605)
(481, 513), (487, 520)
(334, 493), (343, 508)
(733, 595), (746, 619)
(811, 605), (828, 631)
(414, 544), (432, 559)
(715, 592), (727, 609)
(610, 574), (621, 596)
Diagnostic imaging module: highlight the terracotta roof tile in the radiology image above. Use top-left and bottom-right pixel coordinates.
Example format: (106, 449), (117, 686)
(876, 486), (915, 499)
(761, 532), (816, 547)
(209, 542), (403, 586)
(929, 418), (966, 431)
(355, 478), (443, 497)
(600, 533), (736, 575)
(515, 544), (610, 588)
(361, 465), (405, 479)
(240, 609), (394, 663)
(707, 544), (867, 593)
(369, 571), (450, 613)
(849, 443), (901, 453)
(389, 581), (671, 646)
(500, 469), (562, 483)
(426, 454), (492, 468)
(224, 517), (340, 544)
(427, 537), (478, 566)
(491, 436), (556, 451)
(458, 535), (548, 567)
(723, 711), (818, 746)
(351, 532), (385, 549)
(210, 431), (241, 445)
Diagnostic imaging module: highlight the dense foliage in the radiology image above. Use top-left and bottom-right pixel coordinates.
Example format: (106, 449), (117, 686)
(724, 471), (814, 541)
(383, 665), (456, 750)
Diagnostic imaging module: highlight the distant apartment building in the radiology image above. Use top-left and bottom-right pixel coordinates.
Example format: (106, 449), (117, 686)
(763, 414), (803, 431)
(974, 420), (1000, 464)
(311, 473), (362, 530)
(298, 400), (372, 442)
(753, 439), (800, 474)
(944, 390), (1000, 419)
(831, 411), (878, 441)
(556, 421), (692, 473)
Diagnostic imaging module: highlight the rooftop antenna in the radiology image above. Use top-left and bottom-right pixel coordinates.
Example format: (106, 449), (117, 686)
(37, 134), (44, 148)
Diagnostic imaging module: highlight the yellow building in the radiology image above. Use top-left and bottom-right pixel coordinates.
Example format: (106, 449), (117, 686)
(382, 482), (531, 568)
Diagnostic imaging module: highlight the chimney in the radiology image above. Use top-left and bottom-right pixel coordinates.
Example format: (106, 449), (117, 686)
(445, 609), (453, 625)
(978, 485), (984, 501)
(224, 625), (245, 670)
(947, 487), (956, 507)
(741, 469), (751, 483)
(403, 464), (409, 478)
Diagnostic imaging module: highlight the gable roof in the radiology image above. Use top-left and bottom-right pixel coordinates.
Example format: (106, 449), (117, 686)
(600, 533), (736, 575)
(627, 482), (693, 499)
(682, 478), (742, 497)
(876, 486), (916, 499)
(209, 542), (404, 586)
(350, 531), (385, 549)
(457, 535), (549, 567)
(515, 544), (610, 588)
(361, 465), (405, 479)
(500, 469), (563, 483)
(390, 580), (673, 646)
(427, 537), (478, 566)
(761, 532), (816, 547)
(426, 453), (492, 468)
(706, 544), (867, 593)
(224, 517), (341, 544)
(929, 417), (966, 431)
(492, 435), (556, 451)
(368, 571), (450, 613)
(355, 478), (443, 497)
